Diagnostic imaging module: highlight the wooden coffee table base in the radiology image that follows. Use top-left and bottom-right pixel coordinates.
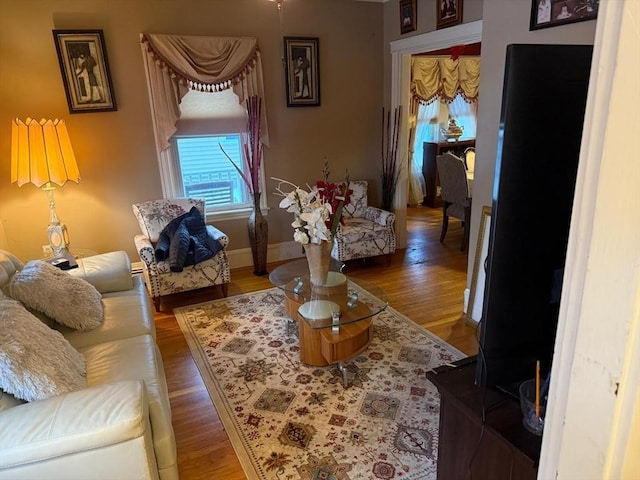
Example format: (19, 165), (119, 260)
(320, 318), (373, 365)
(284, 291), (374, 369)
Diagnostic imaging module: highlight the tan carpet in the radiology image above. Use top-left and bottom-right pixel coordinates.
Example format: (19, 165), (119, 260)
(174, 286), (464, 479)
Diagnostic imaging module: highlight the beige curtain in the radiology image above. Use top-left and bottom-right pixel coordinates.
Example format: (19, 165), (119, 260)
(140, 33), (269, 152)
(411, 56), (481, 104)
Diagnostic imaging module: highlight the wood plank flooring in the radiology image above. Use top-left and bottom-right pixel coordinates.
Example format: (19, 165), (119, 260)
(153, 205), (479, 479)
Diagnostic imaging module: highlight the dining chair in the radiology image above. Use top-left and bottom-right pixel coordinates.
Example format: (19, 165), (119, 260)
(436, 152), (472, 251)
(464, 147), (476, 172)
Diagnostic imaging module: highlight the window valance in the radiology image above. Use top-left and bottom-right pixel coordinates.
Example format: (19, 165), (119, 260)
(411, 56), (480, 105)
(140, 33), (268, 152)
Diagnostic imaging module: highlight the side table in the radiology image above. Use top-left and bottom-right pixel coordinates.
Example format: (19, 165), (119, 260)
(42, 248), (98, 270)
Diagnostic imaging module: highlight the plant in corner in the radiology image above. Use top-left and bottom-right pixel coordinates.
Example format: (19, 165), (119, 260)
(220, 95), (268, 275)
(381, 106), (401, 212)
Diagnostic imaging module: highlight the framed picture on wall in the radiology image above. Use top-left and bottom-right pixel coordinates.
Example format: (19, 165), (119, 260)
(52, 29), (117, 113)
(283, 37), (320, 107)
(530, 0), (599, 31)
(436, 0), (463, 30)
(399, 0), (417, 35)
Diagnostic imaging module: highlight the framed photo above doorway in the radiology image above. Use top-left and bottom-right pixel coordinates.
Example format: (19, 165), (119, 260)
(52, 29), (117, 113)
(529, 0), (599, 31)
(437, 0), (463, 30)
(283, 37), (320, 107)
(399, 0), (417, 35)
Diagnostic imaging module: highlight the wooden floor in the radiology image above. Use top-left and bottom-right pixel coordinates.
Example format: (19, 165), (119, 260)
(154, 205), (479, 479)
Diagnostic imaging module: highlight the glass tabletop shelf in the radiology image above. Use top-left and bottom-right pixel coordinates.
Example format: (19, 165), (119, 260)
(269, 258), (389, 330)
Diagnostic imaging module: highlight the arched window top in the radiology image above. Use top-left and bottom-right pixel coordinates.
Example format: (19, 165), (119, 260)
(140, 33), (268, 152)
(140, 34), (260, 91)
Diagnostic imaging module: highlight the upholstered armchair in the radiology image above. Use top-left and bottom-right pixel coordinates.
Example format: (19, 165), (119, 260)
(332, 181), (396, 264)
(132, 198), (230, 311)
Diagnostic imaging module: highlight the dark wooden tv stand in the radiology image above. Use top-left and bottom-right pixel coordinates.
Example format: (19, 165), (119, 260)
(426, 357), (541, 480)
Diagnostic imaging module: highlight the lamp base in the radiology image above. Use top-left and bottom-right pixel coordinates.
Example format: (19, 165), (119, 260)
(48, 223), (70, 257)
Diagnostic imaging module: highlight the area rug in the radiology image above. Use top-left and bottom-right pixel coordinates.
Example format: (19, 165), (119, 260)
(174, 287), (465, 480)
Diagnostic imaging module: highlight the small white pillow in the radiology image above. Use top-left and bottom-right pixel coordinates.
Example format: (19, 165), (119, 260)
(8, 260), (104, 331)
(0, 297), (86, 402)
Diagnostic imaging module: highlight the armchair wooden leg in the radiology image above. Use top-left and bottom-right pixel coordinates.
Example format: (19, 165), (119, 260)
(386, 253), (392, 266)
(153, 297), (161, 312)
(221, 283), (229, 297)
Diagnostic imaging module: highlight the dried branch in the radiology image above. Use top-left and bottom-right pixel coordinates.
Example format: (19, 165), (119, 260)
(220, 95), (263, 194)
(381, 106), (401, 211)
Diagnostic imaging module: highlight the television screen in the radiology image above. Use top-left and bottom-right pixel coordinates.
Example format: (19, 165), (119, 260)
(475, 44), (593, 395)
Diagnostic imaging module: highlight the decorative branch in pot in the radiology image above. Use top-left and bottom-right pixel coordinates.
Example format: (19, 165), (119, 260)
(381, 106), (401, 212)
(220, 95), (268, 275)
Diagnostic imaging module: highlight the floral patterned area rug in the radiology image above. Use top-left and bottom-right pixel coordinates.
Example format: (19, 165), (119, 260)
(173, 287), (465, 480)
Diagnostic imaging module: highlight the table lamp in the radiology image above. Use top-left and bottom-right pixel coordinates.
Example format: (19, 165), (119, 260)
(11, 118), (80, 257)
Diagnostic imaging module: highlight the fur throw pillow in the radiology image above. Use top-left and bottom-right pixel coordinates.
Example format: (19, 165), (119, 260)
(0, 296), (86, 402)
(8, 260), (104, 331)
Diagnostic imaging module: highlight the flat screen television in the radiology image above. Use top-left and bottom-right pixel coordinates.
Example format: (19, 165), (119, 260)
(475, 44), (593, 395)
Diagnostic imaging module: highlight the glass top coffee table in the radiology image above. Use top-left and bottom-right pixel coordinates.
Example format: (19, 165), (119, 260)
(269, 258), (388, 385)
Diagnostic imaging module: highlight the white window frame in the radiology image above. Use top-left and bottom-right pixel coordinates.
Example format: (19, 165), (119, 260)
(159, 135), (267, 222)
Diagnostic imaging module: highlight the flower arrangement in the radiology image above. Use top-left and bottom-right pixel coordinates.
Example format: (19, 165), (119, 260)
(273, 161), (352, 245)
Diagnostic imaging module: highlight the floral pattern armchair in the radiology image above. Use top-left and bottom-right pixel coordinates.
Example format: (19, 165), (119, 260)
(132, 198), (230, 311)
(332, 181), (396, 264)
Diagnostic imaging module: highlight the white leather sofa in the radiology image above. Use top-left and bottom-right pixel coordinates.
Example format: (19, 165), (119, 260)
(0, 250), (178, 480)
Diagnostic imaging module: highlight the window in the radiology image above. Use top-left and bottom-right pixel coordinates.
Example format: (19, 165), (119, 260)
(160, 88), (265, 219)
(174, 135), (250, 211)
(140, 34), (268, 220)
(446, 93), (477, 139)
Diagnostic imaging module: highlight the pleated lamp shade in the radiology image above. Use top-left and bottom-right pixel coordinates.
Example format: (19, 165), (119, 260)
(11, 118), (80, 188)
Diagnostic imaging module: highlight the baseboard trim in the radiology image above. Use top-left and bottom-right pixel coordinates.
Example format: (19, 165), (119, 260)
(226, 241), (304, 270)
(131, 261), (144, 275)
(463, 287), (470, 313)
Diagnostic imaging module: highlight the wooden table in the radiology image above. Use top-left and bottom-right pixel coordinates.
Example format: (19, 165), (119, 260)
(271, 259), (387, 384)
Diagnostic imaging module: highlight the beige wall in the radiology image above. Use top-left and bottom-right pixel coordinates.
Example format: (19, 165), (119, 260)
(0, 0), (383, 262)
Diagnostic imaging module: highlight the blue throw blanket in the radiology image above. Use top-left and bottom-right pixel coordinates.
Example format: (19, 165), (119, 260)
(154, 207), (223, 272)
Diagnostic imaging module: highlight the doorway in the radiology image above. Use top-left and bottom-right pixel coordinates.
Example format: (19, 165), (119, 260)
(389, 20), (483, 249)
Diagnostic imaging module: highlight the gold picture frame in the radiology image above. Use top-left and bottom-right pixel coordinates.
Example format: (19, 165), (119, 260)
(52, 29), (117, 113)
(466, 205), (492, 326)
